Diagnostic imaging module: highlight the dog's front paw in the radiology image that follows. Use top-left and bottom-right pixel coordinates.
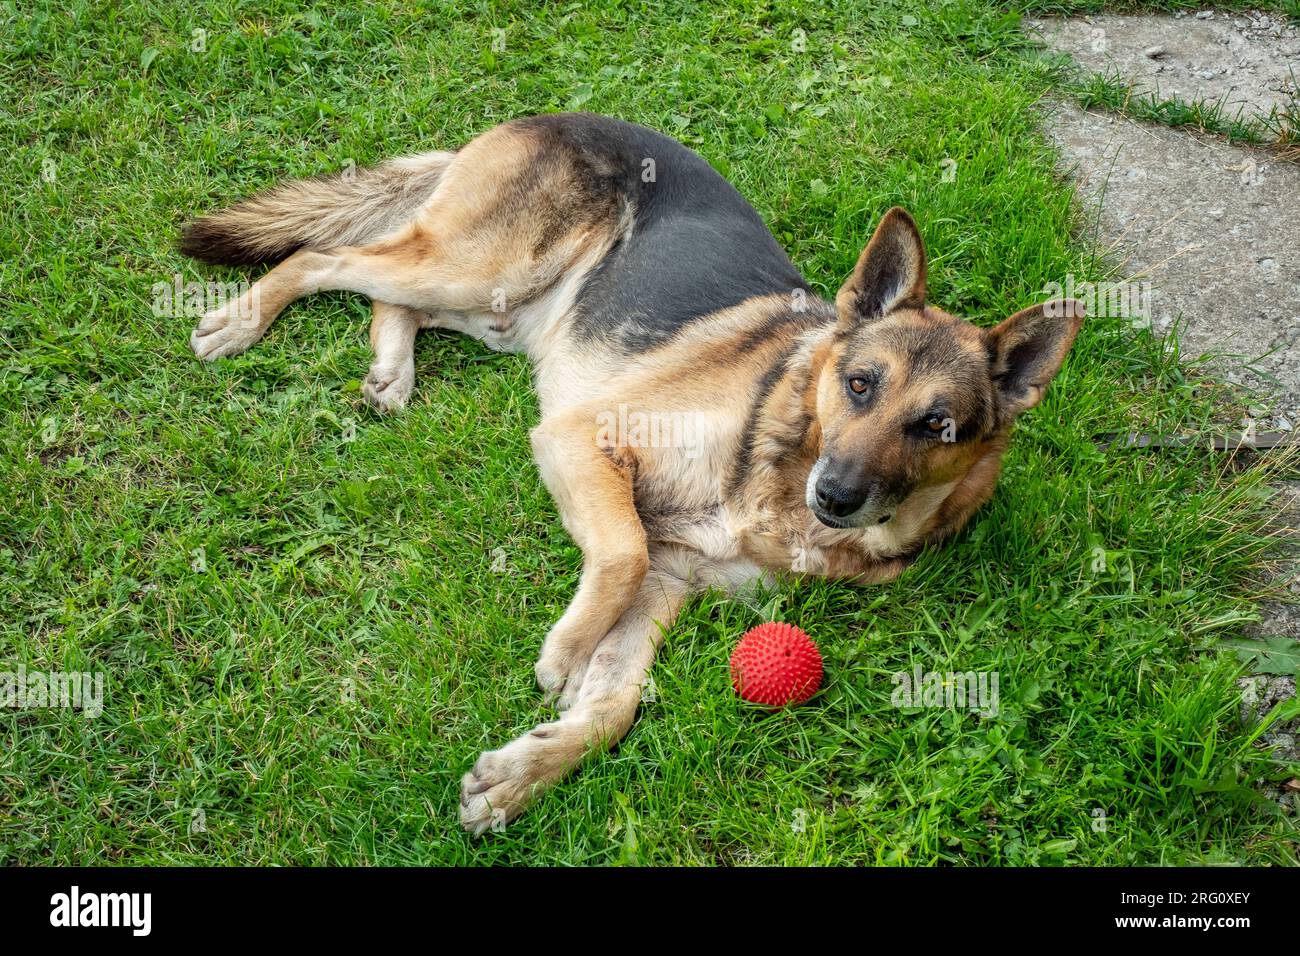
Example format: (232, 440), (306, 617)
(534, 641), (589, 711)
(361, 361), (415, 413)
(190, 303), (264, 360)
(459, 737), (544, 835)
(460, 721), (586, 834)
(459, 755), (523, 836)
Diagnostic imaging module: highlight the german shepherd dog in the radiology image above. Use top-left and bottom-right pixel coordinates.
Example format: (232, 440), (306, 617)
(180, 113), (1083, 833)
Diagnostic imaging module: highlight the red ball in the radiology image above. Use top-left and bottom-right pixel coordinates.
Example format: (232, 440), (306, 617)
(730, 622), (823, 707)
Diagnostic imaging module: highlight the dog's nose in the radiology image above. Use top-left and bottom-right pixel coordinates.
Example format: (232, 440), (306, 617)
(814, 475), (865, 518)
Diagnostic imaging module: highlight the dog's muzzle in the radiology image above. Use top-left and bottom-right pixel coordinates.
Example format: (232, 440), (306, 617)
(805, 457), (896, 529)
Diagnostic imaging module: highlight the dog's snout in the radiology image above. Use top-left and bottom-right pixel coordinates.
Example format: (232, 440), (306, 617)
(814, 474), (866, 518)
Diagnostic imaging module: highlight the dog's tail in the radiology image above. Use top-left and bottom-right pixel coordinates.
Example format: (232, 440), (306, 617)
(178, 150), (456, 266)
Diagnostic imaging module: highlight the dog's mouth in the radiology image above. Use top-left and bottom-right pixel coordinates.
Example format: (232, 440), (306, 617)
(811, 507), (892, 530)
(812, 507), (849, 529)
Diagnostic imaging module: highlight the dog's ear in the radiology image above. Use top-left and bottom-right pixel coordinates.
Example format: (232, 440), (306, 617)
(985, 299), (1085, 422)
(835, 207), (927, 331)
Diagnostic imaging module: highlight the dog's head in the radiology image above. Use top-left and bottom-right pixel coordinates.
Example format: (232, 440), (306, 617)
(806, 207), (1083, 529)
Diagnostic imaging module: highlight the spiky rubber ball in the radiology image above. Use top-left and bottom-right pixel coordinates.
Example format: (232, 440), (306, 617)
(730, 622), (823, 707)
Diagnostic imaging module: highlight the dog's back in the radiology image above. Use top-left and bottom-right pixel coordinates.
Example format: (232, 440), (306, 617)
(513, 114), (811, 353)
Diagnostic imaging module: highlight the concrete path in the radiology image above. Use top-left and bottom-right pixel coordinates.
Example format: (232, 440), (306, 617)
(1038, 100), (1300, 421)
(1029, 10), (1299, 129)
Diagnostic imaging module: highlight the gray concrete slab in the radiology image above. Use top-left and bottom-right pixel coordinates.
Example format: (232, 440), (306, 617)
(1029, 10), (1300, 129)
(1039, 101), (1300, 421)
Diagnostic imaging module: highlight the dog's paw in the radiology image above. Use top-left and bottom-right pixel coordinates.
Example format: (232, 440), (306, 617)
(361, 361), (414, 413)
(190, 303), (264, 360)
(534, 641), (589, 711)
(460, 735), (554, 835)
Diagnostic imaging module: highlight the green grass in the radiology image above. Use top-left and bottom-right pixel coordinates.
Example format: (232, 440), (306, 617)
(1024, 0), (1294, 16)
(1059, 68), (1300, 158)
(2, 0), (1298, 865)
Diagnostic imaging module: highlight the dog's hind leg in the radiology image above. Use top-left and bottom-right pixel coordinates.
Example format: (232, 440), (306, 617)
(191, 195), (612, 363)
(190, 119), (623, 369)
(361, 301), (423, 412)
(460, 560), (690, 835)
(188, 246), (357, 360)
(190, 221), (544, 361)
(185, 150), (456, 360)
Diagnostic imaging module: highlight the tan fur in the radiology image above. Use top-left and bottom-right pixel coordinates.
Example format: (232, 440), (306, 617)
(180, 151), (456, 266)
(179, 117), (1084, 833)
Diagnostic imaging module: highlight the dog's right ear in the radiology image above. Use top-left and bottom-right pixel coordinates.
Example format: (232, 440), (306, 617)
(834, 207), (928, 332)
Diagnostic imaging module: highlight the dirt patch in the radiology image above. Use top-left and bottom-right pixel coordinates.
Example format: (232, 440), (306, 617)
(1029, 10), (1300, 127)
(1238, 675), (1299, 809)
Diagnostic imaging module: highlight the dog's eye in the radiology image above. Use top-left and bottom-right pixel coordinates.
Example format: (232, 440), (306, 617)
(847, 377), (871, 395)
(924, 415), (947, 434)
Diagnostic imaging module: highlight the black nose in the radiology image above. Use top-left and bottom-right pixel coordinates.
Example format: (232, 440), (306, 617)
(814, 475), (866, 518)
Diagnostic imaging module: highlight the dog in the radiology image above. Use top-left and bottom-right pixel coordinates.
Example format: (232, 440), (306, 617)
(179, 112), (1084, 833)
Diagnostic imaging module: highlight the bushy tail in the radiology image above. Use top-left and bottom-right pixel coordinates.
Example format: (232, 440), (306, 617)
(178, 150), (456, 266)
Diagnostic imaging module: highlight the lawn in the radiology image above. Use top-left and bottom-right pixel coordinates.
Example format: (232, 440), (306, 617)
(2, 0), (1297, 865)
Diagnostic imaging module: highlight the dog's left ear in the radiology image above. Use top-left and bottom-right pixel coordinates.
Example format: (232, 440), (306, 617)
(835, 207), (927, 331)
(985, 300), (1085, 422)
